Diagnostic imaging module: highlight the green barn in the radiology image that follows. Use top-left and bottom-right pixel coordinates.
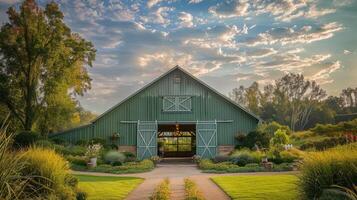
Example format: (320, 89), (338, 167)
(50, 66), (260, 159)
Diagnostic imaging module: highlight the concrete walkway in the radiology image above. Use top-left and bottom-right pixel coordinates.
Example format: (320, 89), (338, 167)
(72, 161), (297, 200)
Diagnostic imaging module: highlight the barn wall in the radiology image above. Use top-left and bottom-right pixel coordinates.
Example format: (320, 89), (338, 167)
(51, 68), (259, 146)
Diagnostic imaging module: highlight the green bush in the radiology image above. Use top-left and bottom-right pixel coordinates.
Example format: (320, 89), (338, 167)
(270, 129), (289, 147)
(257, 121), (292, 136)
(104, 151), (126, 165)
(184, 178), (205, 200)
(55, 145), (87, 156)
(311, 119), (357, 135)
(51, 138), (67, 145)
(79, 159), (155, 174)
(242, 130), (271, 149)
(75, 139), (88, 146)
(198, 159), (266, 173)
(230, 149), (263, 166)
(13, 131), (41, 148)
(66, 155), (88, 166)
(278, 148), (304, 163)
(89, 137), (106, 145)
(151, 179), (170, 200)
(123, 151), (136, 162)
(298, 147), (357, 199)
(34, 139), (54, 149)
(20, 147), (77, 199)
(300, 137), (347, 151)
(76, 189), (87, 200)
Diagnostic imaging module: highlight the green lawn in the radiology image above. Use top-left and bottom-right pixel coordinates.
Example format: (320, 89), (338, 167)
(211, 174), (299, 200)
(75, 175), (144, 200)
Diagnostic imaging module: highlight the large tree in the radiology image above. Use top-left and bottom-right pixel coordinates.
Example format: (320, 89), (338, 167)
(0, 0), (96, 131)
(230, 73), (327, 131)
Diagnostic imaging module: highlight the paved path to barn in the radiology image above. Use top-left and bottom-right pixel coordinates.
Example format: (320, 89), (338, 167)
(73, 161), (297, 200)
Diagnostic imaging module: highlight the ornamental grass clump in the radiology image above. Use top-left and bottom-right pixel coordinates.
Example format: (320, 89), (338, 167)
(299, 145), (357, 200)
(20, 147), (79, 199)
(151, 178), (170, 200)
(0, 125), (28, 200)
(184, 178), (205, 200)
(104, 150), (126, 166)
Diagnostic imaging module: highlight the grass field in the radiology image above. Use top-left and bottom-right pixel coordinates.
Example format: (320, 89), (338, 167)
(75, 175), (144, 200)
(211, 174), (299, 200)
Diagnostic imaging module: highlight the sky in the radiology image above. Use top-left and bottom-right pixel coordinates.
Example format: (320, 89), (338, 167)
(1, 0), (357, 114)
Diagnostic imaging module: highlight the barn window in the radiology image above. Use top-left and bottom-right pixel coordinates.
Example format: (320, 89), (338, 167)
(173, 74), (181, 83)
(163, 96), (192, 112)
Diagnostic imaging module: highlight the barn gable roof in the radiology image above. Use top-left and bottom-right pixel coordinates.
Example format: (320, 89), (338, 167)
(93, 65), (260, 122)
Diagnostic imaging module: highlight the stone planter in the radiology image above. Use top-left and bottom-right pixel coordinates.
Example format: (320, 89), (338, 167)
(90, 157), (97, 167)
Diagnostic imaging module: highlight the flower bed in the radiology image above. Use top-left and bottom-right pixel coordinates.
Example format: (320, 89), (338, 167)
(198, 159), (293, 173)
(71, 159), (155, 174)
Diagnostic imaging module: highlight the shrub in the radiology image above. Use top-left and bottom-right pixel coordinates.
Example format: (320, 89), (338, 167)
(234, 133), (246, 149)
(270, 129), (289, 147)
(257, 121), (292, 136)
(298, 147), (357, 199)
(300, 137), (347, 151)
(123, 151), (136, 162)
(279, 148), (304, 163)
(66, 155), (88, 166)
(0, 128), (28, 199)
(75, 139), (88, 146)
(20, 147), (77, 199)
(51, 138), (67, 145)
(56, 145), (87, 156)
(34, 139), (54, 149)
(213, 155), (230, 163)
(243, 130), (270, 149)
(104, 151), (126, 165)
(89, 137), (106, 145)
(230, 149), (263, 166)
(13, 131), (41, 148)
(85, 159), (155, 174)
(151, 179), (170, 200)
(184, 178), (205, 200)
(76, 189), (87, 200)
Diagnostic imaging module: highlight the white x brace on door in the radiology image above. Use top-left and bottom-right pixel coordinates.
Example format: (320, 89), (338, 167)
(137, 121), (157, 160)
(196, 121), (217, 158)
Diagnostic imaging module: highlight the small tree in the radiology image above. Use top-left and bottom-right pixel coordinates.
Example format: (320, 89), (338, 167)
(270, 129), (290, 148)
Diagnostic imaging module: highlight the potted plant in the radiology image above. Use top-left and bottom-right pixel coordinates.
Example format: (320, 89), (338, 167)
(85, 143), (102, 167)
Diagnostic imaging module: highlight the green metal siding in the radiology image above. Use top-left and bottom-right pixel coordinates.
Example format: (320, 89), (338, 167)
(50, 68), (259, 146)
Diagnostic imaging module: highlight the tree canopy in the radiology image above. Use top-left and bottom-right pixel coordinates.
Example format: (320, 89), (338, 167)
(0, 0), (96, 133)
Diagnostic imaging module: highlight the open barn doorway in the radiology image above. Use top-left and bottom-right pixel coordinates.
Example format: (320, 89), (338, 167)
(157, 123), (196, 158)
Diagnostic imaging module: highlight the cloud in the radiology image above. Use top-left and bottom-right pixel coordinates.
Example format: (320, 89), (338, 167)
(147, 0), (163, 8)
(245, 48), (277, 59)
(189, 0), (203, 4)
(243, 22), (344, 46)
(309, 61), (341, 84)
(178, 12), (194, 28)
(208, 0), (335, 22)
(141, 6), (174, 25)
(343, 50), (352, 55)
(333, 0), (353, 7)
(209, 0), (250, 18)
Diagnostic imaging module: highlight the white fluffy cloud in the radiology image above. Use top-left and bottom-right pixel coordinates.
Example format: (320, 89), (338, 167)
(178, 12), (194, 28)
(208, 0), (336, 22)
(243, 22), (343, 46)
